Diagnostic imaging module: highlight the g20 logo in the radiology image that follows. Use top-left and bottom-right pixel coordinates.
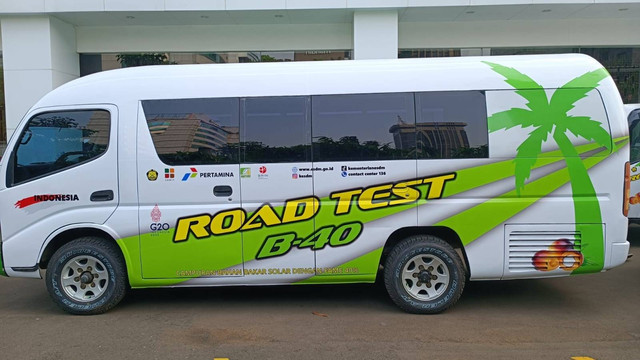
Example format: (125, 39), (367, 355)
(150, 223), (170, 232)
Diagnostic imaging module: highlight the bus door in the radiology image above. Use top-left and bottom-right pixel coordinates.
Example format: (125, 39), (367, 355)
(137, 98), (243, 279)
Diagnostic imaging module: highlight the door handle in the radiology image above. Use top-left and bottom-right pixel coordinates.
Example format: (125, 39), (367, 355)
(90, 190), (114, 202)
(213, 185), (233, 197)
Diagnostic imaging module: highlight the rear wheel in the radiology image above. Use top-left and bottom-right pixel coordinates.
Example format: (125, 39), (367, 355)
(384, 235), (465, 314)
(45, 237), (127, 315)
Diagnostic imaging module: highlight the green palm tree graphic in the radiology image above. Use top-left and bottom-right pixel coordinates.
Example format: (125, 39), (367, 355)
(484, 61), (612, 274)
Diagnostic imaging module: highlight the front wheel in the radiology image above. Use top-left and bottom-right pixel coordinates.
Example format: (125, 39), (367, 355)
(384, 235), (466, 314)
(45, 237), (128, 315)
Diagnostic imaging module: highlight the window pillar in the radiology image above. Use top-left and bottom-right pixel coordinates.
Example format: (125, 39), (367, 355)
(353, 10), (398, 60)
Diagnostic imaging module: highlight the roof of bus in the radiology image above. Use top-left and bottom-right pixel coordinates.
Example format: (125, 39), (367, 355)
(34, 53), (608, 109)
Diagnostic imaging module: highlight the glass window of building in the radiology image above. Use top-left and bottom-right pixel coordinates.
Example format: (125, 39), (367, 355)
(400, 47), (640, 104)
(399, 49), (461, 58)
(312, 93), (416, 162)
(80, 51), (352, 76)
(241, 96), (310, 163)
(141, 98), (240, 165)
(414, 91), (488, 159)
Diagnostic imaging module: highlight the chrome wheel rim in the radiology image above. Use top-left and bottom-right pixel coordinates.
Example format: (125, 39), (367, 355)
(60, 255), (109, 303)
(402, 254), (449, 301)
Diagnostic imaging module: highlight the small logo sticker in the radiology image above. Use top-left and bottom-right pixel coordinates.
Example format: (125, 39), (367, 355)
(164, 168), (175, 180)
(241, 167), (251, 178)
(150, 204), (170, 236)
(182, 168), (198, 181)
(147, 169), (158, 181)
(258, 166), (268, 179)
(151, 204), (162, 222)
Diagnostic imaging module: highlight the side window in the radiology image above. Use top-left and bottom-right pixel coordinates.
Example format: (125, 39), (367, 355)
(11, 110), (110, 186)
(241, 96), (310, 163)
(415, 91), (488, 159)
(312, 93), (416, 162)
(629, 109), (640, 163)
(141, 98), (239, 165)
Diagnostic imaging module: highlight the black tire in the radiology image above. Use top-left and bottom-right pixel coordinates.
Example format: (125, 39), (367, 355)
(45, 237), (127, 315)
(384, 235), (466, 314)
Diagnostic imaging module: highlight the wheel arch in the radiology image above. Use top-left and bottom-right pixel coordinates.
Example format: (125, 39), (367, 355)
(39, 225), (125, 270)
(380, 226), (470, 277)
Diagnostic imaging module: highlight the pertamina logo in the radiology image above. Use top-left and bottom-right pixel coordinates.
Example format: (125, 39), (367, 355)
(182, 168), (198, 181)
(181, 167), (235, 181)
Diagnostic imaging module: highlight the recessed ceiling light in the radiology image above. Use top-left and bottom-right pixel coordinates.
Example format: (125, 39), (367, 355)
(619, 8), (629, 11)
(465, 11), (475, 14)
(125, 16), (135, 19)
(274, 14), (284, 18)
(542, 9), (551, 13)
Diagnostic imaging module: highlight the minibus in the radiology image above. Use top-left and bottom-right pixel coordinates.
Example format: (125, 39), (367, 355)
(0, 54), (631, 314)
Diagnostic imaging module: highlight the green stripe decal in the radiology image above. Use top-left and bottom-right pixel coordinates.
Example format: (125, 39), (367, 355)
(118, 137), (626, 287)
(439, 144), (615, 247)
(296, 248), (382, 284)
(319, 139), (627, 279)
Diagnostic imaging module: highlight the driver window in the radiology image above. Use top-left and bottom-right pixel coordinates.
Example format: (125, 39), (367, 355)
(11, 110), (110, 186)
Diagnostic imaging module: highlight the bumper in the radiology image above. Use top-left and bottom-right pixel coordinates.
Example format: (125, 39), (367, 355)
(606, 241), (631, 270)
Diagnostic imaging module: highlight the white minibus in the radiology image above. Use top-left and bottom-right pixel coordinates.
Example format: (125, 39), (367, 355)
(0, 54), (631, 314)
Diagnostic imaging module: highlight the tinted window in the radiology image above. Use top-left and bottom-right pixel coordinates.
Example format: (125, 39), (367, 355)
(242, 97), (310, 163)
(629, 109), (640, 163)
(415, 91), (488, 159)
(312, 93), (416, 161)
(142, 98), (239, 165)
(11, 110), (110, 185)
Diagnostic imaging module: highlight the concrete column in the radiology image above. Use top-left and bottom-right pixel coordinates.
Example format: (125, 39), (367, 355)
(353, 10), (398, 60)
(1, 16), (79, 140)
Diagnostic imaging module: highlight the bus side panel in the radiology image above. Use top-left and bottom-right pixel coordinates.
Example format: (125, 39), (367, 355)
(460, 80), (626, 280)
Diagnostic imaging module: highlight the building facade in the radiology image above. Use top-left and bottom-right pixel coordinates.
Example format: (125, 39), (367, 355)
(1, 0), (639, 153)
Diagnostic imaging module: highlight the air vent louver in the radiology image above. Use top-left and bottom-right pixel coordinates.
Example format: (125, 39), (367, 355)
(508, 231), (582, 272)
